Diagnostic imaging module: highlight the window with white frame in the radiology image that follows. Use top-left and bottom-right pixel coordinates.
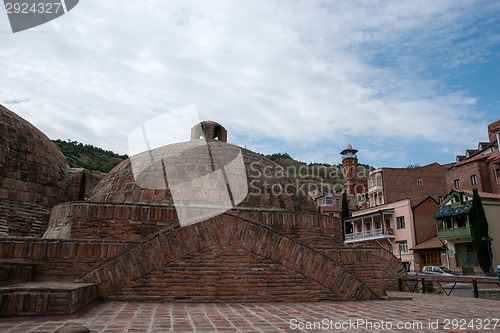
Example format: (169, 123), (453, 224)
(396, 216), (405, 229)
(438, 197), (444, 204)
(398, 240), (408, 254)
(318, 196), (333, 206)
(471, 175), (477, 186)
(454, 179), (461, 189)
(417, 177), (423, 186)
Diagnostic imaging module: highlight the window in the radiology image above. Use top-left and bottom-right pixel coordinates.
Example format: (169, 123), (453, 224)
(398, 240), (408, 254)
(496, 168), (500, 184)
(454, 179), (461, 189)
(396, 216), (405, 229)
(336, 199), (340, 206)
(456, 215), (467, 228)
(438, 197), (444, 204)
(357, 225), (362, 233)
(470, 175), (477, 185)
(388, 243), (393, 254)
(417, 177), (423, 186)
(375, 221), (381, 230)
(318, 196), (333, 206)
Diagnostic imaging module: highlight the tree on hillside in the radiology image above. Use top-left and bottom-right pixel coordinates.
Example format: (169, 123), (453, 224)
(341, 191), (352, 241)
(469, 188), (492, 273)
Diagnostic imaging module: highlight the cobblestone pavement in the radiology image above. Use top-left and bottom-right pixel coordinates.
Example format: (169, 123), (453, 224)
(0, 292), (499, 332)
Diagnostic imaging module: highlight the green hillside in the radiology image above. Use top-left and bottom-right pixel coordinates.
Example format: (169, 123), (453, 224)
(52, 139), (128, 173)
(265, 153), (374, 194)
(52, 140), (374, 196)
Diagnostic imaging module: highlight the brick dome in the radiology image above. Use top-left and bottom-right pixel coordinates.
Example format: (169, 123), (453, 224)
(90, 133), (317, 214)
(0, 104), (71, 236)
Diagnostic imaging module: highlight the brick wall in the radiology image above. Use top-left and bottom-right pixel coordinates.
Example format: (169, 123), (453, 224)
(413, 198), (439, 245)
(80, 214), (380, 302)
(45, 202), (343, 248)
(321, 246), (406, 294)
(382, 163), (449, 203)
(0, 238), (131, 280)
(234, 210), (342, 247)
(447, 160), (492, 193)
(0, 199), (51, 237)
(110, 244), (341, 302)
(45, 202), (180, 240)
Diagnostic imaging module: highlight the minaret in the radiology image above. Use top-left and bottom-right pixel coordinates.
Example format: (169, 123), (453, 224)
(340, 142), (359, 195)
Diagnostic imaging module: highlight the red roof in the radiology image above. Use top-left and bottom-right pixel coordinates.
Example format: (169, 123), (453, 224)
(454, 151), (494, 167)
(411, 237), (444, 251)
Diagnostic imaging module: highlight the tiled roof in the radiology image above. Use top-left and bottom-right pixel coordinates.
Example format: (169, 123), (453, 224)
(411, 236), (444, 251)
(433, 201), (472, 219)
(410, 196), (434, 209)
(454, 151), (493, 167)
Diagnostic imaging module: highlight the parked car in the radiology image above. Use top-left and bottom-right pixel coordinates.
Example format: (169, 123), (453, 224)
(421, 266), (460, 276)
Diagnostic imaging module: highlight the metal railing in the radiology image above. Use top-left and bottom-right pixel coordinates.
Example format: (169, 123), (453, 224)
(345, 228), (394, 241)
(399, 276), (500, 298)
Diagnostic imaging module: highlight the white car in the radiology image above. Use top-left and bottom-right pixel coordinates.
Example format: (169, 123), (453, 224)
(421, 266), (459, 276)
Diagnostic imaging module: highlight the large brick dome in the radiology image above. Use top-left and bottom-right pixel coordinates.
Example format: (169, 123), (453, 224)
(90, 139), (318, 214)
(0, 104), (71, 236)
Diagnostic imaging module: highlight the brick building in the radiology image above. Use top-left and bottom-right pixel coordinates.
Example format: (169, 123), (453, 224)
(367, 163), (449, 207)
(0, 106), (405, 316)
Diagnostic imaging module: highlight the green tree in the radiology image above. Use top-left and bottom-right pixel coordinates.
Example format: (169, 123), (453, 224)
(469, 188), (492, 273)
(341, 191), (352, 240)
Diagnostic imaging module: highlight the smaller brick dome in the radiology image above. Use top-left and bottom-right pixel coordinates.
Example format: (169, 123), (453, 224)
(0, 104), (72, 236)
(0, 105), (70, 206)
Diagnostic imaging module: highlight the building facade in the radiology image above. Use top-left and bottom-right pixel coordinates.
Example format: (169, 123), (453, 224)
(434, 189), (500, 274)
(344, 196), (438, 271)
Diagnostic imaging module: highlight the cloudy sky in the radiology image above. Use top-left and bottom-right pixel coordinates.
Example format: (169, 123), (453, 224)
(1, 0), (500, 168)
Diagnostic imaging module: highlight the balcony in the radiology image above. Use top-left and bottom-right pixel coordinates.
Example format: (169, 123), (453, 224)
(437, 227), (472, 239)
(345, 228), (395, 243)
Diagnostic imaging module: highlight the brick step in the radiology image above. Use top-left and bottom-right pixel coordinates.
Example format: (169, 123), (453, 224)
(0, 261), (36, 286)
(0, 281), (99, 317)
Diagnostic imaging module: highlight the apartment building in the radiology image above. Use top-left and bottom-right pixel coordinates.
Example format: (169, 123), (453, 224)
(343, 196), (438, 271)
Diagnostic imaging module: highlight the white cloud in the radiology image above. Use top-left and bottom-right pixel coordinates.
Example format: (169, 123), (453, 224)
(1, 0), (498, 168)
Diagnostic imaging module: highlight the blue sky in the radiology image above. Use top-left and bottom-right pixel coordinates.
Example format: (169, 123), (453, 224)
(1, 0), (499, 169)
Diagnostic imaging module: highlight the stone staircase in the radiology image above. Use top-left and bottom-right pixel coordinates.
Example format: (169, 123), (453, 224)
(0, 261), (99, 317)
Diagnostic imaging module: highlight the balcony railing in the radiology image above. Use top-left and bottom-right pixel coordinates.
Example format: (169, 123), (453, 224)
(345, 228), (395, 242)
(437, 227), (472, 239)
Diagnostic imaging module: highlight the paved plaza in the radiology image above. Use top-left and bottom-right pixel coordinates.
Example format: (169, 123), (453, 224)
(0, 292), (499, 332)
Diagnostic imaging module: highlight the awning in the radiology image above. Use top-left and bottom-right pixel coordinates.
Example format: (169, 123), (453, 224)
(433, 201), (472, 219)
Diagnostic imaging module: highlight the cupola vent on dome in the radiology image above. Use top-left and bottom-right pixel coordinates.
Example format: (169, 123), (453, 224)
(191, 121), (227, 142)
